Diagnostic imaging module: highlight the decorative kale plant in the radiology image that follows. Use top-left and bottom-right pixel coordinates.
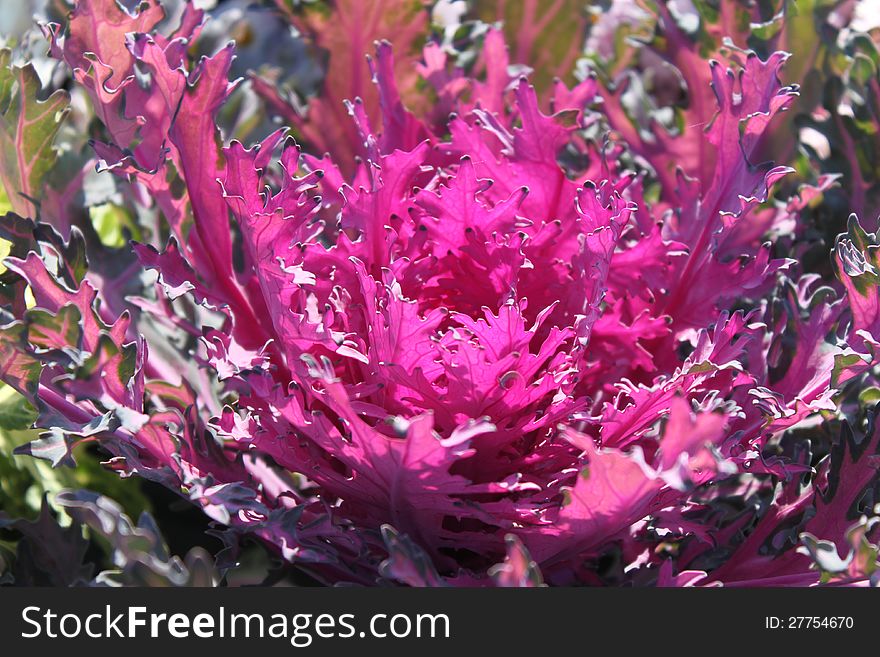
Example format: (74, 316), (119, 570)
(1, 0), (880, 586)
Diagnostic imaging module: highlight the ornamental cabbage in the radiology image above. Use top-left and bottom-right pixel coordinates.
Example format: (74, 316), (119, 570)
(1, 0), (879, 587)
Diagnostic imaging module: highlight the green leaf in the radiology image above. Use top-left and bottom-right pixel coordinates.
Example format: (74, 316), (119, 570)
(89, 203), (135, 248)
(472, 0), (588, 92)
(850, 53), (876, 88)
(0, 321), (42, 395)
(14, 412), (121, 468)
(0, 49), (70, 218)
(26, 304), (83, 354)
(859, 387), (880, 406)
(0, 383), (36, 431)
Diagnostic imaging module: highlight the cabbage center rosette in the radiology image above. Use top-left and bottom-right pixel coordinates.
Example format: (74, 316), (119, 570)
(174, 48), (813, 579)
